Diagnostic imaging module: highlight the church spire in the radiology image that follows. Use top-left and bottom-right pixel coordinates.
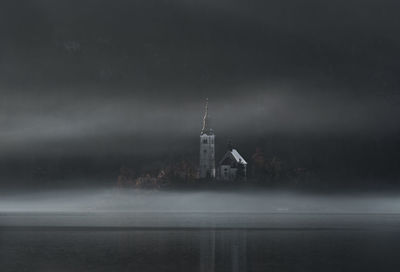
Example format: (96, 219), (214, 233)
(199, 98), (215, 179)
(201, 98), (211, 135)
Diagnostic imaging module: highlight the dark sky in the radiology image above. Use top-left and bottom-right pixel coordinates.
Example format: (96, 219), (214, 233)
(1, 0), (400, 183)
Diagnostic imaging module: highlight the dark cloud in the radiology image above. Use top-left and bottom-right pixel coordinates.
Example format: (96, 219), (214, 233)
(1, 0), (399, 92)
(1, 0), (400, 184)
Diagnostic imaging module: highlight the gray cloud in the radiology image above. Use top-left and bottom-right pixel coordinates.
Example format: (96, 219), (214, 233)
(1, 84), (398, 157)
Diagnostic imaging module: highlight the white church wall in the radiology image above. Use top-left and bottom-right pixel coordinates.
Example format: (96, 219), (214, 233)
(199, 134), (216, 179)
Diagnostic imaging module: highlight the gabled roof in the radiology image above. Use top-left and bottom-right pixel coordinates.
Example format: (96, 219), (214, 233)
(231, 149), (247, 164)
(219, 149), (247, 165)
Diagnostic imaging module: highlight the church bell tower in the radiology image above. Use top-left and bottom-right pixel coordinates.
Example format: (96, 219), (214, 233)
(199, 98), (216, 179)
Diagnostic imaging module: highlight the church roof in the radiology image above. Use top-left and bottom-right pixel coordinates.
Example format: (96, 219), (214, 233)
(219, 149), (247, 165)
(231, 149), (247, 164)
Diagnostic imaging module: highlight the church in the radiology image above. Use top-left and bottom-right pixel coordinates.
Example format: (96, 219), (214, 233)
(199, 99), (247, 180)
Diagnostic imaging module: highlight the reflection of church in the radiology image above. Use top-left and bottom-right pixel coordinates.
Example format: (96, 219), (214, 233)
(199, 99), (247, 180)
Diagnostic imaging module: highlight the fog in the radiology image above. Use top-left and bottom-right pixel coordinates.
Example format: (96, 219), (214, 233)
(2, 189), (400, 214)
(2, 189), (400, 231)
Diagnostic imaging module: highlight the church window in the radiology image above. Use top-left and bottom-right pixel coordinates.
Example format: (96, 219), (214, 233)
(203, 139), (208, 144)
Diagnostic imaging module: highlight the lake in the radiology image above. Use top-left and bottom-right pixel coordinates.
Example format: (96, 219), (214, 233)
(1, 212), (400, 272)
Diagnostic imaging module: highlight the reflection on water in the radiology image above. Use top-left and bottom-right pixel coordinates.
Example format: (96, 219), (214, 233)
(1, 228), (400, 272)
